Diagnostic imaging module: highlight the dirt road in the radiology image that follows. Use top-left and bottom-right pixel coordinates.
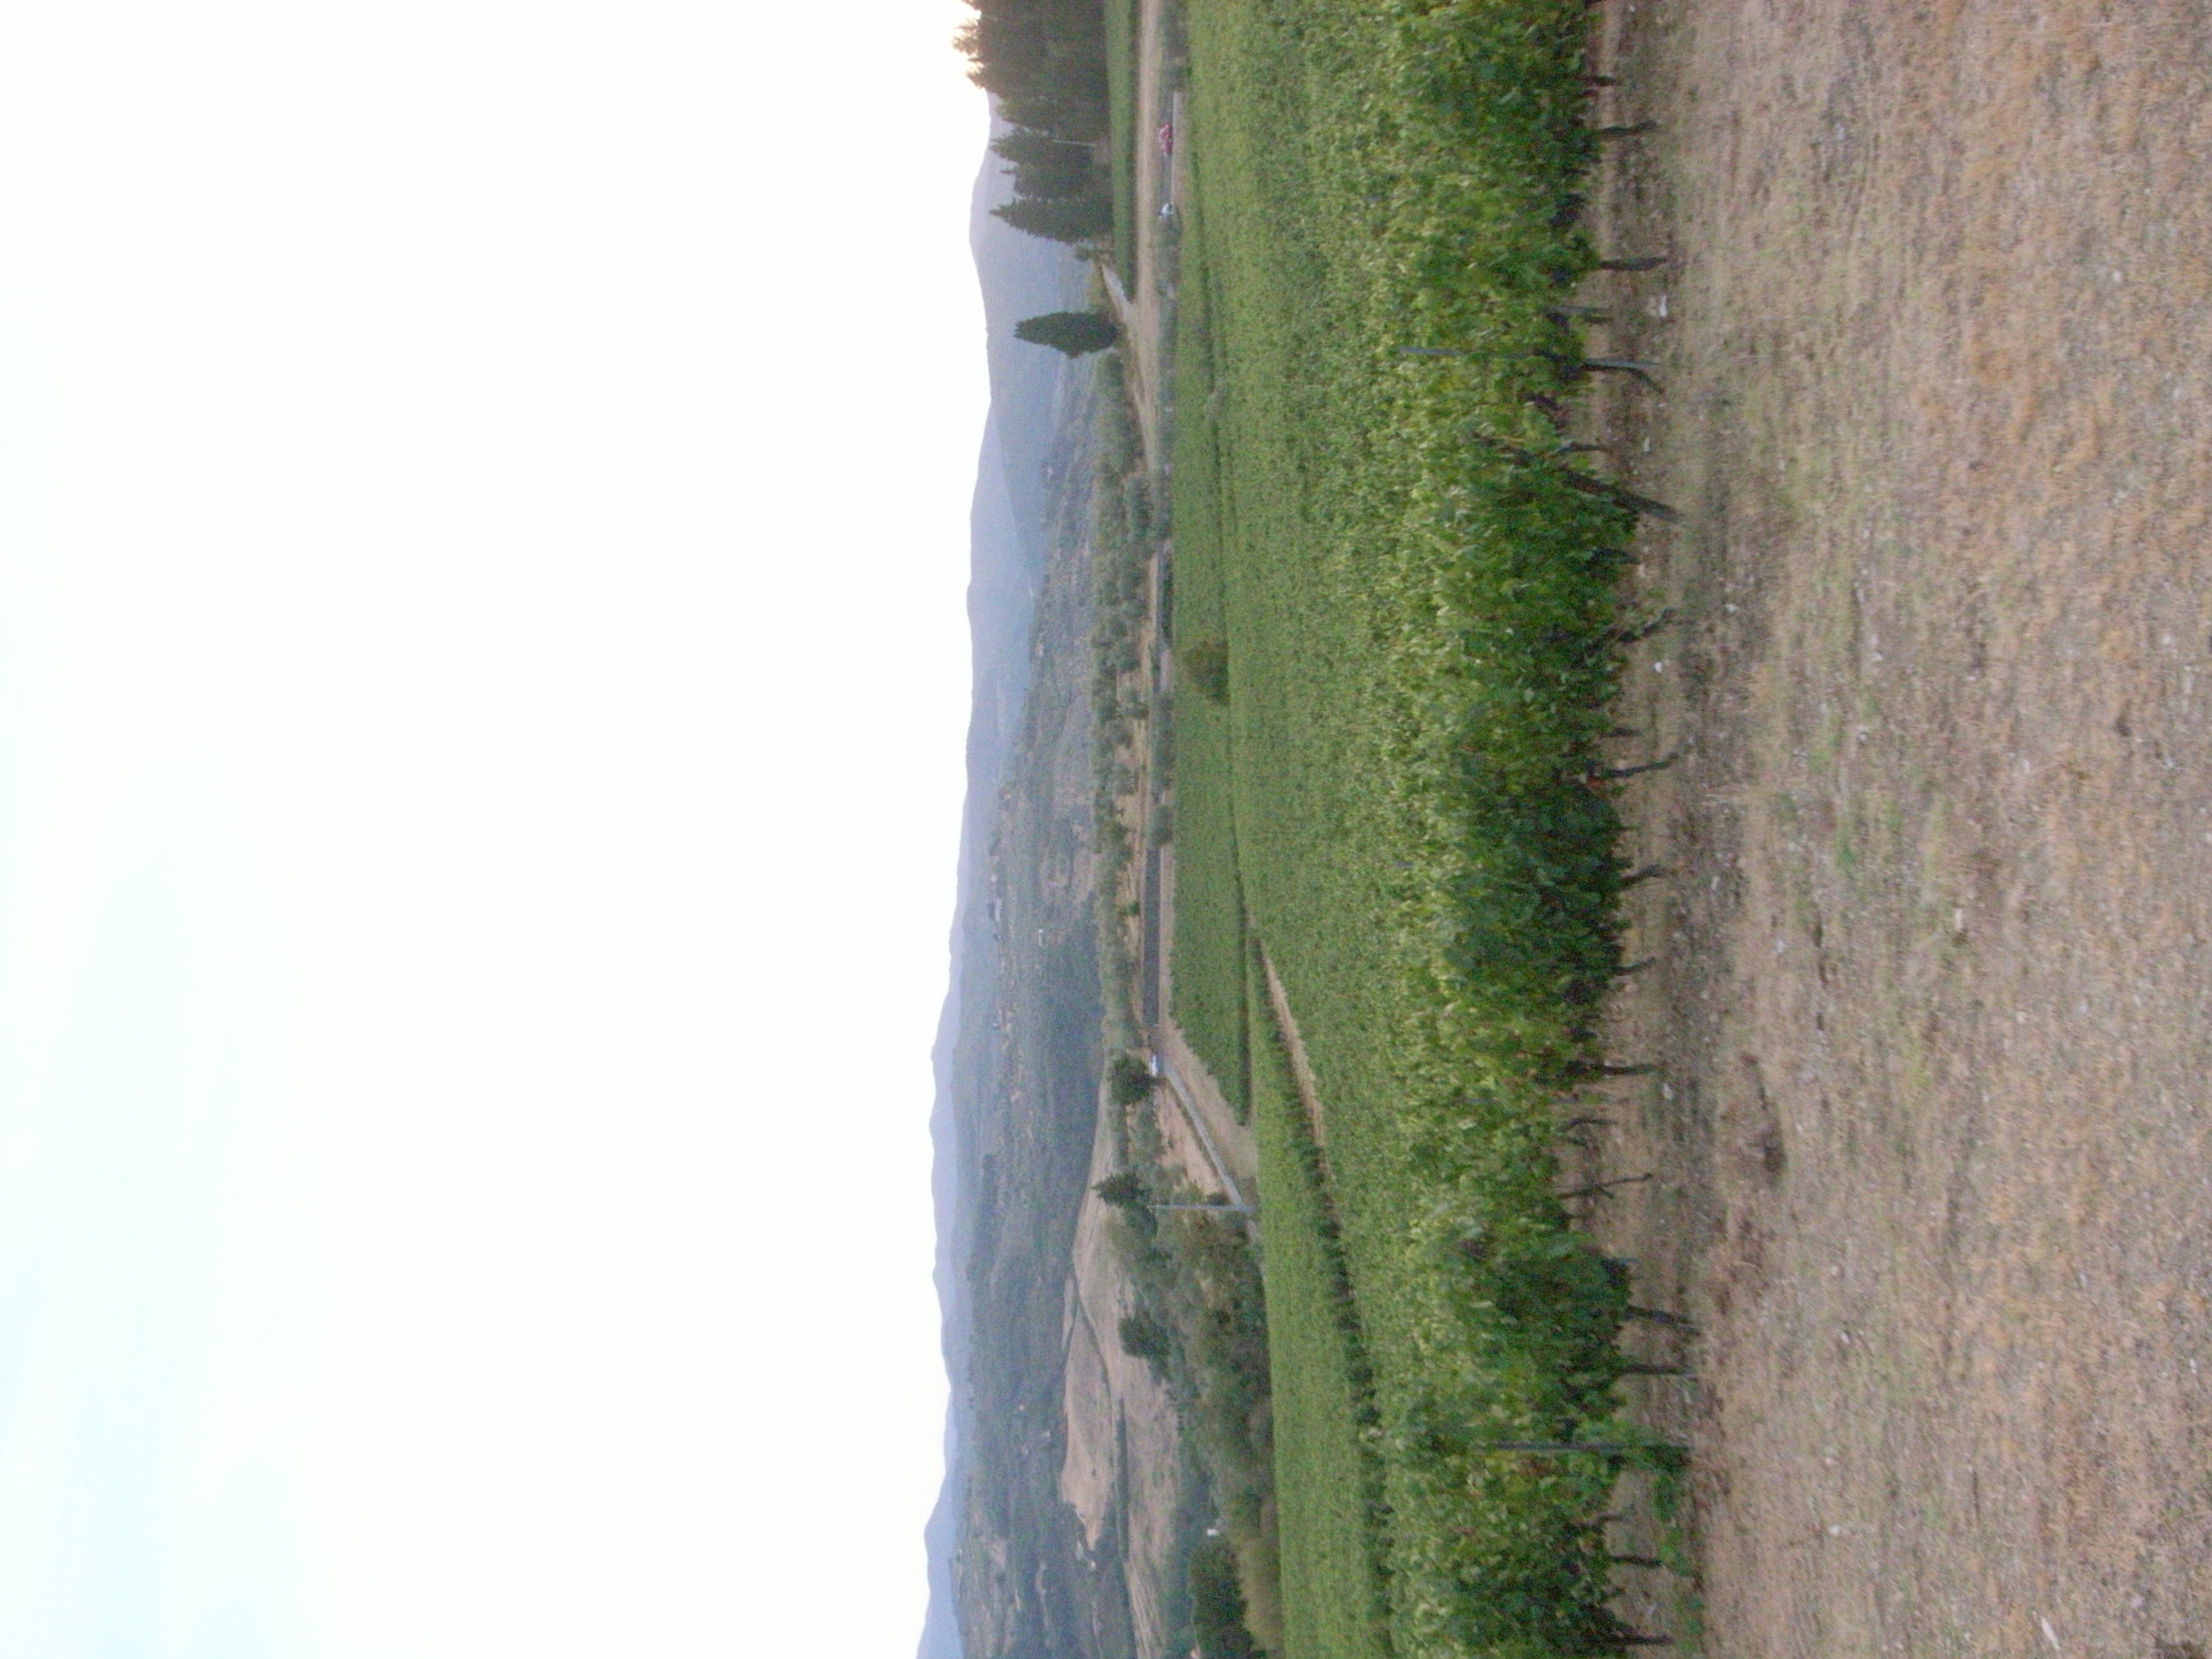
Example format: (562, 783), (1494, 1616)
(1571, 2), (2212, 1652)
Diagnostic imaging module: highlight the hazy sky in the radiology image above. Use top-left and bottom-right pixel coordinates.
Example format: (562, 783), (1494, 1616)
(0, 2), (990, 1653)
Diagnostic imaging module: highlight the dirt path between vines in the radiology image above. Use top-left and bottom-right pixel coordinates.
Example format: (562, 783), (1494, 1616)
(1260, 952), (1328, 1156)
(1570, 2), (2212, 1653)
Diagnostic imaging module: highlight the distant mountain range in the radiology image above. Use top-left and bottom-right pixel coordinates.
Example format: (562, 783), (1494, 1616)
(917, 129), (1092, 1659)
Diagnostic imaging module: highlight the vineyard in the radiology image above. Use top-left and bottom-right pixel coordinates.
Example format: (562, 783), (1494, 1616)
(1165, 201), (1249, 1122)
(963, 0), (2212, 1653)
(1168, 2), (1683, 1654)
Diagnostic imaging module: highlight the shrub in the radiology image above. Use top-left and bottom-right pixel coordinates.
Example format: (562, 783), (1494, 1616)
(1119, 1309), (1174, 1369)
(1187, 1536), (1262, 1659)
(1094, 1170), (1152, 1211)
(1108, 1051), (1156, 1105)
(1181, 637), (1229, 703)
(1015, 309), (1123, 355)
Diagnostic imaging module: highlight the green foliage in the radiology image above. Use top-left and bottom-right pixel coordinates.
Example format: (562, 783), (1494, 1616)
(1181, 637), (1230, 703)
(1088, 351), (1153, 1050)
(1119, 1308), (1175, 1369)
(1084, 349), (1152, 1046)
(957, 0), (1109, 140)
(1108, 1050), (1157, 1105)
(1105, 1092), (1280, 1657)
(994, 192), (1115, 246)
(1105, 0), (1139, 283)
(1188, 1536), (1263, 1659)
(962, 1), (1116, 247)
(1018, 310), (1123, 358)
(1094, 1169), (1152, 1211)
(1166, 1205), (1277, 1541)
(991, 127), (1100, 201)
(1166, 206), (1251, 1119)
(1171, 0), (1667, 1653)
(1248, 971), (1391, 1659)
(1078, 285), (1285, 1659)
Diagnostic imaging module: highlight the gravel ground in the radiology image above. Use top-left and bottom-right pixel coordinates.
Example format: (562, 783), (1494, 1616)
(1574, 2), (2212, 1652)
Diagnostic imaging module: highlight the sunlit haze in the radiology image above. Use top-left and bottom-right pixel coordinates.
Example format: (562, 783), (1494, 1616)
(0, 1), (989, 1652)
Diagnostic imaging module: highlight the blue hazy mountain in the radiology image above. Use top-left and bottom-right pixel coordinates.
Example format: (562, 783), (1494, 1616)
(918, 130), (1092, 1659)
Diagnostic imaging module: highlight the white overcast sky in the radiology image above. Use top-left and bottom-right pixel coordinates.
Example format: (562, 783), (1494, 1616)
(0, 1), (990, 1653)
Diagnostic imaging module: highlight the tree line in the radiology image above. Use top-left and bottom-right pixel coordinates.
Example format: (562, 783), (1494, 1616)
(957, 0), (1114, 246)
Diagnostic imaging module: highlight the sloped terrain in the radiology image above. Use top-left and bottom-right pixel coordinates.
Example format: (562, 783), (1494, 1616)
(1578, 2), (2212, 1651)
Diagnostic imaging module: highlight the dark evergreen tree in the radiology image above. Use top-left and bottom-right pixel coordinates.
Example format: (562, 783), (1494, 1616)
(1015, 309), (1121, 357)
(994, 193), (1113, 246)
(1093, 1171), (1151, 1210)
(956, 0), (1108, 142)
(1105, 1049), (1155, 1103)
(990, 128), (1099, 202)
(1187, 1538), (1261, 1659)
(1117, 1310), (1173, 1366)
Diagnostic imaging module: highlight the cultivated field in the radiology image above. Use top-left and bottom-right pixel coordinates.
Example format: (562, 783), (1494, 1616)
(1148, 1), (2212, 1657)
(1168, 3), (1683, 1656)
(1248, 963), (1391, 1659)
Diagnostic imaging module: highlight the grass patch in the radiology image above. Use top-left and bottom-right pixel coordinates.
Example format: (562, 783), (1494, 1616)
(1172, 1), (1685, 1654)
(1166, 190), (1251, 1116)
(1249, 963), (1391, 1659)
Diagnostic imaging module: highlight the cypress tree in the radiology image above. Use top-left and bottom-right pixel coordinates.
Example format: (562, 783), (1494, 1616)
(1014, 309), (1120, 357)
(993, 194), (1113, 245)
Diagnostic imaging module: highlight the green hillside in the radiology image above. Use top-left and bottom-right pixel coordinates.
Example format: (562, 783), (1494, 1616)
(1168, 3), (1680, 1656)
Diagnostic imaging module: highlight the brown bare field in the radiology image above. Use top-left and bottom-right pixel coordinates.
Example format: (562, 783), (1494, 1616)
(1570, 1), (2212, 1652)
(1061, 1097), (1187, 1658)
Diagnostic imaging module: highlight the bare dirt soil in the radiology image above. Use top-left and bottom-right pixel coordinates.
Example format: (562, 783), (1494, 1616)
(1569, 2), (2212, 1653)
(1061, 1101), (1187, 1659)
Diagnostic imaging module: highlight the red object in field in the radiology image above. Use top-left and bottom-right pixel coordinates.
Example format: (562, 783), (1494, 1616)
(1157, 122), (1175, 157)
